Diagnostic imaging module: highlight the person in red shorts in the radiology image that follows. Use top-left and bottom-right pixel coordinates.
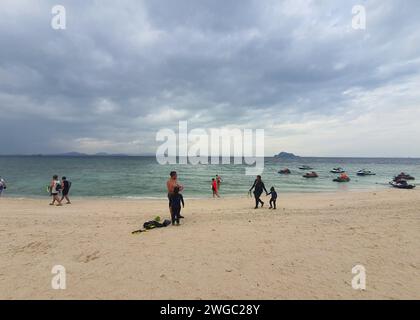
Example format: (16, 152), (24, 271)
(212, 178), (220, 198)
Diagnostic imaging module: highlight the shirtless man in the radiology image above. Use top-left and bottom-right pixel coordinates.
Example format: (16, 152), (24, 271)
(167, 171), (184, 218)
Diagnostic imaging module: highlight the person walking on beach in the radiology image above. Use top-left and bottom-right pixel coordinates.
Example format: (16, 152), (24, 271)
(212, 178), (220, 198)
(0, 177), (6, 197)
(267, 186), (277, 209)
(166, 171), (184, 218)
(60, 176), (71, 204)
(249, 175), (268, 209)
(216, 174), (222, 190)
(49, 175), (62, 206)
(169, 186), (184, 226)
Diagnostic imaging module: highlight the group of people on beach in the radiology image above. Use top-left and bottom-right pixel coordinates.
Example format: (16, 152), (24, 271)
(0, 174), (73, 204)
(48, 175), (72, 206)
(165, 172), (278, 226)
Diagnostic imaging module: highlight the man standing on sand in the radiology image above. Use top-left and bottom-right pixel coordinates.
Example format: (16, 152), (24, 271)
(166, 171), (184, 219)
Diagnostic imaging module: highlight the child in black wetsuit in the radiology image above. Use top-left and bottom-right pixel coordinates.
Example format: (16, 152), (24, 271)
(267, 187), (277, 209)
(169, 186), (184, 225)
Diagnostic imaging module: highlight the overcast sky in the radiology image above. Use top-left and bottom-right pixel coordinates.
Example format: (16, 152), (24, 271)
(1, 0), (419, 157)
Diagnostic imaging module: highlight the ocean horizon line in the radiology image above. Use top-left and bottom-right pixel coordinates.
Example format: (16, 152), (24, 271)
(1, 154), (420, 160)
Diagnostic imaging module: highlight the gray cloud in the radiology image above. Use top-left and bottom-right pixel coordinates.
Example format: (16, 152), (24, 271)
(1, 0), (419, 156)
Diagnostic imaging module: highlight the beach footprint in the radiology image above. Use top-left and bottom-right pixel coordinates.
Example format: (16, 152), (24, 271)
(13, 240), (51, 255)
(75, 250), (100, 263)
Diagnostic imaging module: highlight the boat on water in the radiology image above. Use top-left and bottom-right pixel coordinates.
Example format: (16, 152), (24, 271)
(333, 173), (350, 182)
(389, 180), (416, 189)
(330, 167), (345, 174)
(357, 169), (376, 176)
(393, 172), (415, 181)
(303, 171), (318, 178)
(299, 165), (313, 170)
(278, 168), (291, 174)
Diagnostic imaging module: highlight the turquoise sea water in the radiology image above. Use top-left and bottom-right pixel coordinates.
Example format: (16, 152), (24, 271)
(0, 156), (418, 198)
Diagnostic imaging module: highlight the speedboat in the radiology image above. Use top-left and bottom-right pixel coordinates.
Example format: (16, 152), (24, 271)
(299, 165), (313, 170)
(278, 168), (291, 174)
(303, 171), (318, 178)
(331, 167), (345, 174)
(389, 180), (415, 189)
(394, 173), (415, 181)
(357, 169), (376, 176)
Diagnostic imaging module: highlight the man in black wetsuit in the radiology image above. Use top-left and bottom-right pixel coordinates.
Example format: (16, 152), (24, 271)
(249, 175), (268, 209)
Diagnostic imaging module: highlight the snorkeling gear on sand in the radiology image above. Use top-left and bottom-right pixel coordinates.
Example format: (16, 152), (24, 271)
(144, 219), (171, 229)
(131, 229), (147, 234)
(132, 218), (171, 234)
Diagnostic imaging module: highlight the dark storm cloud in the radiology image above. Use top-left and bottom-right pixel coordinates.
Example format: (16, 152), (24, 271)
(0, 0), (419, 156)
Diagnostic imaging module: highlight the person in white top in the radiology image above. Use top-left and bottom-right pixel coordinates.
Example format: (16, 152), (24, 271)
(49, 175), (62, 206)
(0, 177), (6, 197)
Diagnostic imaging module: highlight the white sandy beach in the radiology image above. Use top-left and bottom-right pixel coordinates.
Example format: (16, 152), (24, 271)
(0, 189), (419, 300)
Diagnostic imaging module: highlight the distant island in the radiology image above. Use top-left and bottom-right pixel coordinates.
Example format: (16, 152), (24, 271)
(59, 152), (89, 156)
(274, 152), (301, 159)
(58, 152), (130, 157)
(24, 152), (133, 157)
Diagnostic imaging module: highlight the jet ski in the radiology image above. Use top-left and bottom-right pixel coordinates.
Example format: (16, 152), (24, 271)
(394, 173), (415, 181)
(303, 171), (318, 178)
(357, 169), (376, 176)
(333, 174), (350, 182)
(278, 168), (291, 174)
(299, 165), (313, 170)
(331, 167), (345, 174)
(389, 180), (416, 189)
